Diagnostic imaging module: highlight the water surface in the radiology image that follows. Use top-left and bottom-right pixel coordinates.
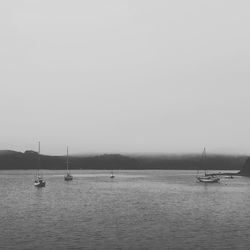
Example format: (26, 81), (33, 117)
(0, 170), (250, 250)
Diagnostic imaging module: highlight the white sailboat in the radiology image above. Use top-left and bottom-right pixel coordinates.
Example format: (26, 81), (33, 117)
(196, 147), (220, 183)
(64, 146), (73, 181)
(34, 142), (46, 187)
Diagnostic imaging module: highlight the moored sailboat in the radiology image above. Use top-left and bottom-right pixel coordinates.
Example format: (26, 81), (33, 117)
(110, 171), (115, 179)
(196, 147), (220, 183)
(64, 146), (73, 181)
(34, 142), (46, 188)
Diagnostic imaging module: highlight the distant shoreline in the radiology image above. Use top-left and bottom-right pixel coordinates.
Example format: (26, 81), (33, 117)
(0, 150), (247, 171)
(0, 170), (242, 174)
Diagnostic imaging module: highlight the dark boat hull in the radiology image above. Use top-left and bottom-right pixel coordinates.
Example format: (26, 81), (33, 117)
(64, 175), (73, 181)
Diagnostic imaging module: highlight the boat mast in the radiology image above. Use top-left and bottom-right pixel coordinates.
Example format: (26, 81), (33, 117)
(203, 147), (206, 176)
(66, 146), (69, 174)
(37, 141), (40, 177)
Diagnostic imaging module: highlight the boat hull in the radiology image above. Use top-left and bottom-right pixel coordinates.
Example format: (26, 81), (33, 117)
(34, 180), (46, 187)
(64, 175), (73, 181)
(224, 176), (234, 179)
(196, 176), (220, 183)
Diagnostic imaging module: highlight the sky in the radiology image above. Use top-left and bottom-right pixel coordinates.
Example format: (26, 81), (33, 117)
(1, 0), (250, 155)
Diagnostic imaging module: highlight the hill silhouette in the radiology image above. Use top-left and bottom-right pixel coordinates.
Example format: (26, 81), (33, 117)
(0, 150), (246, 170)
(239, 158), (250, 176)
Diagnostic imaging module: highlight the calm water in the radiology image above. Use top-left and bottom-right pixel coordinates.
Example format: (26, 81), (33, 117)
(0, 170), (250, 250)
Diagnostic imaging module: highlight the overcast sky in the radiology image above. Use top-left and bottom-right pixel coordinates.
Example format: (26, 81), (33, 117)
(1, 0), (250, 155)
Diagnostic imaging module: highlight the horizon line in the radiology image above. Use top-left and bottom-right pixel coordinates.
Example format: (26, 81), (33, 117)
(0, 149), (248, 157)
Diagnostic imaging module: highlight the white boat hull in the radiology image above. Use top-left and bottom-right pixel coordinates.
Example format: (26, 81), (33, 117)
(197, 176), (220, 183)
(34, 179), (46, 187)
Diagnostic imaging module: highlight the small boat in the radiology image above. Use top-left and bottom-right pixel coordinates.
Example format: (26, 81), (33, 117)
(64, 173), (73, 181)
(34, 176), (46, 187)
(224, 175), (234, 179)
(110, 171), (115, 179)
(34, 142), (46, 188)
(64, 146), (73, 181)
(197, 175), (220, 183)
(196, 147), (220, 183)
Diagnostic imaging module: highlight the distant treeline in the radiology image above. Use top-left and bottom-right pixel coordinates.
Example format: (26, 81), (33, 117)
(0, 150), (247, 171)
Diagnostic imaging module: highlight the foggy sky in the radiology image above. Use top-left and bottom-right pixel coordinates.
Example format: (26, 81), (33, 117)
(1, 1), (250, 155)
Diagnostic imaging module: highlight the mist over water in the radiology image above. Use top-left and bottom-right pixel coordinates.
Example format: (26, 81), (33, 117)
(1, 170), (250, 250)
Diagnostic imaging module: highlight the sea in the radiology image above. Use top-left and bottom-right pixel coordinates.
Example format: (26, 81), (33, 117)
(0, 170), (250, 250)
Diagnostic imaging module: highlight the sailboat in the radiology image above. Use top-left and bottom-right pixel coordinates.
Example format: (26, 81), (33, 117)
(110, 170), (115, 179)
(196, 147), (220, 183)
(34, 142), (46, 187)
(64, 146), (73, 181)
